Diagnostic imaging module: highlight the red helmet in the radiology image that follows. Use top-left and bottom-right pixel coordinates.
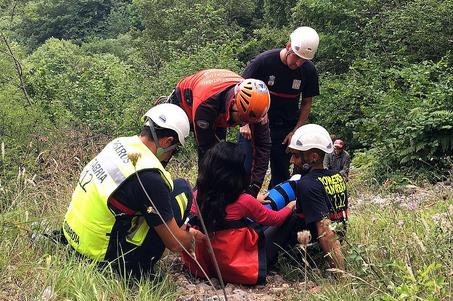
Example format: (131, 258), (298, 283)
(234, 79), (270, 123)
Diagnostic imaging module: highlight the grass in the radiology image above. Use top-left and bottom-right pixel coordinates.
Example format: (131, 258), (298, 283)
(279, 180), (453, 300)
(0, 130), (182, 301)
(0, 130), (452, 300)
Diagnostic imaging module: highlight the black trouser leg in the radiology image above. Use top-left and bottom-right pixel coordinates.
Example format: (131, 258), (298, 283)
(264, 214), (298, 267)
(269, 130), (291, 189)
(237, 132), (253, 175)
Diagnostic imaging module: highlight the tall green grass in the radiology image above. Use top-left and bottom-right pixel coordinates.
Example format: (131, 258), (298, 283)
(280, 184), (453, 300)
(0, 130), (182, 300)
(1, 129), (451, 300)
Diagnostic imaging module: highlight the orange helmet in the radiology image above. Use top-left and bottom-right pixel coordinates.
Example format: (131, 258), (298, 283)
(234, 79), (270, 123)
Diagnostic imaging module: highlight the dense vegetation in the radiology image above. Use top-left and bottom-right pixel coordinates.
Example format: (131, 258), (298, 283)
(0, 0), (452, 300)
(1, 0), (452, 185)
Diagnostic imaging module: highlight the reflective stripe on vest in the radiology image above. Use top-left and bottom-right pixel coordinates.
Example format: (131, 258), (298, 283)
(63, 135), (173, 261)
(175, 192), (189, 220)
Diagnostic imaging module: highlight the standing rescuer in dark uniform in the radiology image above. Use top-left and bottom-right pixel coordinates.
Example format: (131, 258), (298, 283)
(169, 69), (271, 197)
(238, 27), (320, 189)
(61, 104), (205, 278)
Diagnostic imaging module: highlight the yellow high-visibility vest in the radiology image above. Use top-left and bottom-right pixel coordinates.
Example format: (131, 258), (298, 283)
(63, 135), (173, 261)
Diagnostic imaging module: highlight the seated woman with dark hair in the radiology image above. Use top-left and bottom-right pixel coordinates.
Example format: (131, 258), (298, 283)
(181, 142), (296, 285)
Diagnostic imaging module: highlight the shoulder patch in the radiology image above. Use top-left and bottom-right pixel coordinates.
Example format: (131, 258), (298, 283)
(196, 120), (210, 129)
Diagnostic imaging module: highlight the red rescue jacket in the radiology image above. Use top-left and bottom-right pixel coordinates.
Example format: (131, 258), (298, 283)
(175, 69), (243, 128)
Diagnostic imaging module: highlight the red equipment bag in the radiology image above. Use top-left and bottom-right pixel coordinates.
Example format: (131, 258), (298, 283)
(181, 219), (267, 285)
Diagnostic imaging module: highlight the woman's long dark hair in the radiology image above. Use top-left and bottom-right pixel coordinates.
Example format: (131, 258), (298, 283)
(196, 142), (250, 232)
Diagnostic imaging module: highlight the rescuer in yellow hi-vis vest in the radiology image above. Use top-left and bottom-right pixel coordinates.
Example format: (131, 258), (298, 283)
(61, 103), (205, 278)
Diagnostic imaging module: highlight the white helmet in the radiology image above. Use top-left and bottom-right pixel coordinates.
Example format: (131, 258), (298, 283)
(143, 103), (190, 145)
(289, 124), (333, 153)
(290, 27), (319, 60)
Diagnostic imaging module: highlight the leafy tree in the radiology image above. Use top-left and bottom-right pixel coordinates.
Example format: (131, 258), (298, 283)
(292, 0), (453, 73)
(16, 0), (120, 49)
(237, 25), (289, 63)
(364, 0), (453, 65)
(0, 39), (52, 180)
(263, 0), (297, 27)
(25, 38), (145, 135)
(80, 34), (138, 62)
(103, 0), (143, 38)
(213, 0), (257, 29)
(291, 0), (387, 73)
(137, 0), (244, 69)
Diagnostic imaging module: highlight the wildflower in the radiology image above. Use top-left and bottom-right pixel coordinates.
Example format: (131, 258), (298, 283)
(297, 230), (311, 247)
(397, 220), (404, 227)
(128, 152), (141, 167)
(407, 202), (417, 211)
(432, 213), (443, 222)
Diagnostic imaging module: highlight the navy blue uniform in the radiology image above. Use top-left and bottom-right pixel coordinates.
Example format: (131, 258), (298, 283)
(239, 49), (320, 188)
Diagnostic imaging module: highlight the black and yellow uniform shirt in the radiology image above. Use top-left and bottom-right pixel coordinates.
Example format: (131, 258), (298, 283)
(295, 169), (348, 238)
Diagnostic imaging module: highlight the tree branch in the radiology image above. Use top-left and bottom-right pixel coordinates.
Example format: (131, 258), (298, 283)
(10, 0), (18, 23)
(1, 33), (33, 106)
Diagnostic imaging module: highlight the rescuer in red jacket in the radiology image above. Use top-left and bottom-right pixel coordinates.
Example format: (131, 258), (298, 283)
(168, 69), (271, 197)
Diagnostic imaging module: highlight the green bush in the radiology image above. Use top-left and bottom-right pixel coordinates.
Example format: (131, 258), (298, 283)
(137, 0), (244, 70)
(314, 57), (453, 181)
(25, 38), (145, 135)
(291, 0), (453, 73)
(364, 0), (453, 65)
(13, 0), (141, 50)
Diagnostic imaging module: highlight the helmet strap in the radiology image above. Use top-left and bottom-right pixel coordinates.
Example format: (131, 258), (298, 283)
(285, 49), (294, 62)
(147, 119), (178, 160)
(229, 103), (244, 125)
